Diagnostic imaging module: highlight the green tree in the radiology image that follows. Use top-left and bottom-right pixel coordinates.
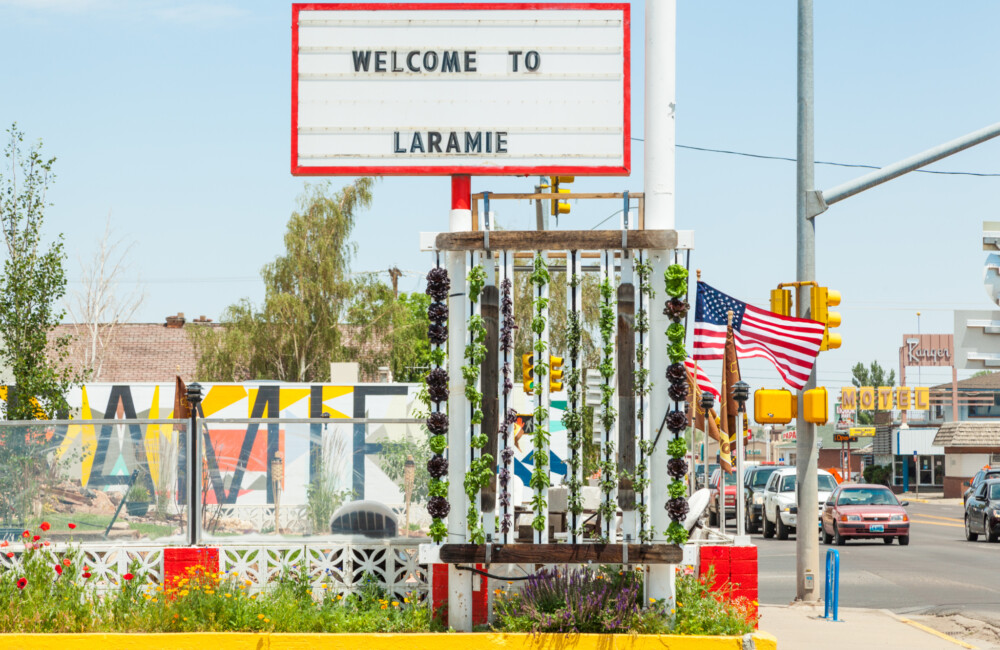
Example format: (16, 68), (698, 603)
(193, 179), (379, 381)
(851, 360), (896, 425)
(0, 124), (80, 419)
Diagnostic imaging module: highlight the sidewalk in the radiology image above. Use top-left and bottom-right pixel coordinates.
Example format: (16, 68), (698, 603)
(760, 604), (982, 649)
(897, 490), (964, 506)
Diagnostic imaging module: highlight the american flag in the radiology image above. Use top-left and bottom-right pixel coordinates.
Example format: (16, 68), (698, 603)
(684, 357), (719, 400)
(692, 282), (824, 390)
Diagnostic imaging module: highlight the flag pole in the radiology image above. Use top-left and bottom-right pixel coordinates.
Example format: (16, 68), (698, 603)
(694, 269), (703, 496)
(719, 312), (730, 535)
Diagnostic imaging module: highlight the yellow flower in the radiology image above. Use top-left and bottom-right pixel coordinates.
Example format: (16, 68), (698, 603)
(392, 601), (399, 607)
(322, 584), (329, 590)
(179, 589), (189, 597)
(183, 617), (188, 622)
(225, 593), (232, 599)
(205, 590), (215, 595)
(258, 614), (265, 620)
(144, 594), (151, 600)
(671, 609), (676, 614)
(381, 605), (387, 610)
(152, 598), (158, 604)
(403, 598), (409, 604)
(245, 580), (253, 586)
(336, 595), (343, 601)
(250, 594), (257, 600)
(264, 618), (270, 623)
(649, 598), (655, 603)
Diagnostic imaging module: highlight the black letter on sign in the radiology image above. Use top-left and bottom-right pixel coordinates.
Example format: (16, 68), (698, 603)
(465, 131), (482, 153)
(508, 51), (522, 72)
(497, 132), (508, 153)
(411, 132), (425, 153)
(375, 51), (387, 72)
(352, 51), (372, 72)
(394, 132), (406, 154)
(446, 132), (460, 153)
(525, 51), (540, 71)
(423, 51), (439, 72)
(391, 51), (403, 72)
(464, 51), (477, 72)
(428, 131), (442, 153)
(407, 51), (420, 72)
(441, 51), (460, 73)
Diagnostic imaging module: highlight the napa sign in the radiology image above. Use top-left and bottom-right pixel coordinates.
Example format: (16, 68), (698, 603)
(839, 386), (931, 411)
(291, 4), (631, 176)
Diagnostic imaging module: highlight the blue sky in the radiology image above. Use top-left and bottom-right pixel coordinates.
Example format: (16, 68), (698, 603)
(2, 0), (999, 394)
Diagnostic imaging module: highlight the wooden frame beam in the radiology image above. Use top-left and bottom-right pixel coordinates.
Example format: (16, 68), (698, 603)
(435, 230), (676, 252)
(438, 543), (682, 565)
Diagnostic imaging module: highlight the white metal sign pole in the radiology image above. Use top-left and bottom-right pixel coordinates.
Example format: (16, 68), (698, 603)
(447, 176), (473, 632)
(646, 0), (677, 605)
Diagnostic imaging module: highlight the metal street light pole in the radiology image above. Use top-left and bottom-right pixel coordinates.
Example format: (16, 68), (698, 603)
(796, 0), (820, 602)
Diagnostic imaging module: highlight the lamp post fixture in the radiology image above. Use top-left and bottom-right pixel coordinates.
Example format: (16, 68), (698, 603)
(732, 380), (750, 543)
(699, 393), (714, 491)
(185, 382), (203, 546)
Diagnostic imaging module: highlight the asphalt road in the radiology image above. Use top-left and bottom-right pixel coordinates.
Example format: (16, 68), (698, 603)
(755, 499), (1000, 625)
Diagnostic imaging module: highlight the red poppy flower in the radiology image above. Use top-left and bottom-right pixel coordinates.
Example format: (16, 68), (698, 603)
(39, 522), (50, 532)
(32, 535), (39, 542)
(55, 565), (63, 575)
(5, 552), (13, 558)
(21, 531), (29, 539)
(82, 572), (92, 579)
(63, 558), (71, 567)
(0, 540), (7, 547)
(67, 523), (76, 530)
(43, 542), (50, 547)
(122, 573), (134, 581)
(16, 578), (26, 590)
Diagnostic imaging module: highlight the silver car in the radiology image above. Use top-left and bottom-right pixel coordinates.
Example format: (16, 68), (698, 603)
(762, 467), (838, 540)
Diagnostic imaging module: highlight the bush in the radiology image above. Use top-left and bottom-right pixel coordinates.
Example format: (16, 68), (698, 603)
(672, 567), (758, 636)
(863, 464), (892, 486)
(0, 523), (431, 633)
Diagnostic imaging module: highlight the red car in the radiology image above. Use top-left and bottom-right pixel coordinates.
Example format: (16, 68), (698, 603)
(821, 483), (910, 546)
(707, 468), (738, 527)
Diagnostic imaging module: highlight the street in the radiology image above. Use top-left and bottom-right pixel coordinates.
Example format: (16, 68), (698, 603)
(755, 498), (1000, 626)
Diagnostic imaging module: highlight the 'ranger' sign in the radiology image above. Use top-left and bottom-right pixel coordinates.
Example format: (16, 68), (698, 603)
(292, 4), (631, 176)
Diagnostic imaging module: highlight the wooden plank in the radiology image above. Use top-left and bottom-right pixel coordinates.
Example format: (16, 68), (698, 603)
(436, 230), (676, 252)
(480, 285), (500, 513)
(472, 192), (645, 201)
(617, 282), (636, 510)
(439, 543), (682, 565)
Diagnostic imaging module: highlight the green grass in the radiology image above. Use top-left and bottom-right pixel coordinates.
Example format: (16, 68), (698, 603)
(27, 512), (174, 540)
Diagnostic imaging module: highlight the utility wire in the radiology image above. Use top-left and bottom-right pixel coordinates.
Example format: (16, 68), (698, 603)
(630, 138), (1000, 178)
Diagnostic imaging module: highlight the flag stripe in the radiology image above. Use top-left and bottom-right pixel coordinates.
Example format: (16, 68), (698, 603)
(684, 357), (720, 400)
(692, 282), (823, 391)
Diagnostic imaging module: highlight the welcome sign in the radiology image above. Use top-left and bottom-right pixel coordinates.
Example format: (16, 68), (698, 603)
(292, 3), (631, 176)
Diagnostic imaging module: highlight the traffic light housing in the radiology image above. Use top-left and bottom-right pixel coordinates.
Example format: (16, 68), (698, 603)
(810, 286), (842, 351)
(521, 354), (534, 391)
(549, 356), (564, 392)
(770, 287), (792, 317)
(803, 386), (829, 424)
(754, 388), (795, 425)
(550, 176), (573, 217)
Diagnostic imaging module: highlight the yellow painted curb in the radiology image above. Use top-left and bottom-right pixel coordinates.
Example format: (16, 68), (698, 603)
(0, 632), (778, 650)
(898, 618), (978, 649)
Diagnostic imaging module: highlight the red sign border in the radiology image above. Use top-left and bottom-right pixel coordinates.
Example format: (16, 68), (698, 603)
(291, 2), (631, 176)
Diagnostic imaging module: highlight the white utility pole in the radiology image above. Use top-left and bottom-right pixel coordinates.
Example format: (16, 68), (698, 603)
(645, 0), (677, 604)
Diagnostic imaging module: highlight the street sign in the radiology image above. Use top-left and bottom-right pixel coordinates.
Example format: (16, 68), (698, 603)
(833, 434), (858, 443)
(849, 427), (876, 437)
(292, 4), (632, 176)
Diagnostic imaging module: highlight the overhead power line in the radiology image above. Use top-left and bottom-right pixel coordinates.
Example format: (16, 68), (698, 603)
(630, 138), (1000, 178)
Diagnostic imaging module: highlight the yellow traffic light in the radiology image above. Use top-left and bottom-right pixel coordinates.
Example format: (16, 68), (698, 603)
(521, 354), (534, 391)
(550, 176), (573, 217)
(754, 388), (795, 425)
(803, 386), (829, 424)
(810, 286), (842, 351)
(549, 356), (564, 392)
(770, 288), (792, 317)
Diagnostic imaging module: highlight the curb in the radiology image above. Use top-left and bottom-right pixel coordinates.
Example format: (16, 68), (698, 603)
(880, 609), (978, 649)
(0, 632), (781, 650)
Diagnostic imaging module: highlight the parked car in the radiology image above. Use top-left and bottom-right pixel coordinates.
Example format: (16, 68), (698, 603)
(695, 463), (720, 490)
(964, 478), (1000, 543)
(762, 467), (838, 540)
(707, 468), (738, 526)
(963, 467), (1000, 506)
(821, 483), (910, 546)
(744, 465), (785, 533)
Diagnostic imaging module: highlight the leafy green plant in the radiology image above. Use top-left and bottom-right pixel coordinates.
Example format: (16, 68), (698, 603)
(672, 568), (758, 636)
(529, 253), (551, 536)
(462, 263), (491, 544)
(126, 483), (150, 503)
(597, 274), (617, 541)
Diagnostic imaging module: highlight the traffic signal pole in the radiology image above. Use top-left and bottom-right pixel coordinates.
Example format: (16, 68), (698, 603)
(796, 0), (820, 603)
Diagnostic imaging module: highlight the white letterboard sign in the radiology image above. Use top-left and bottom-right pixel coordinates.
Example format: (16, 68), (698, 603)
(292, 3), (631, 176)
